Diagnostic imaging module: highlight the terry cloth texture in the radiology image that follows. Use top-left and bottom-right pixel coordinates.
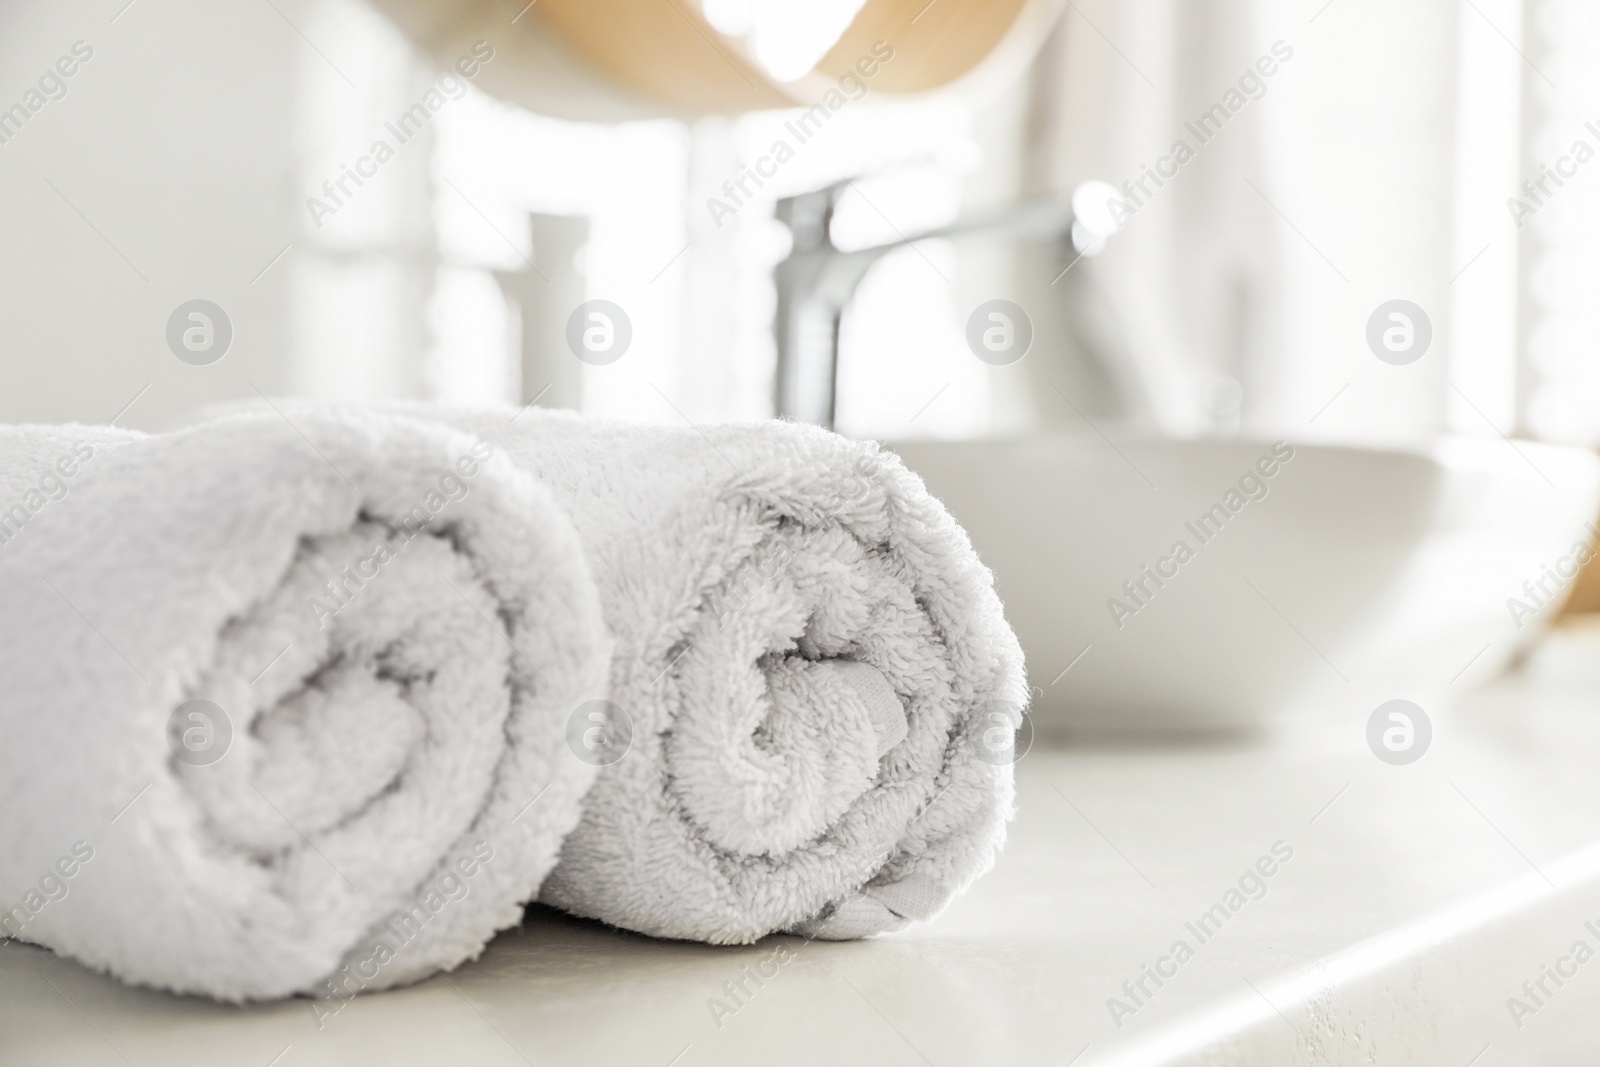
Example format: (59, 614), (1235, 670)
(421, 406), (1029, 944)
(0, 411), (610, 1000)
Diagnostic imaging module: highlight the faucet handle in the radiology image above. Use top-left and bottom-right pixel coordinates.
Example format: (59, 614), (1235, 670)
(774, 179), (852, 255)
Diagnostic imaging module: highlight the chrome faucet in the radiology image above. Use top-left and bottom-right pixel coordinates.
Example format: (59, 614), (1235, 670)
(771, 179), (1119, 427)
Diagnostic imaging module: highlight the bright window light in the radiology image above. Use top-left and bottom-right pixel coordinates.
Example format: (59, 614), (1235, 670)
(703, 0), (870, 83)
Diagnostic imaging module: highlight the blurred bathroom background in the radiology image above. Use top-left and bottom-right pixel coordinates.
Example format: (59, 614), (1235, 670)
(2, 0), (1589, 451)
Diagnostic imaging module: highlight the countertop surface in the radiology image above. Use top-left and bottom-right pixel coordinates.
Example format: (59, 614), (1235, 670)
(8, 628), (1600, 1066)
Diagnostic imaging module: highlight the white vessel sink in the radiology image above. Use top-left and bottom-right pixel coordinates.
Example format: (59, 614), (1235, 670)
(889, 434), (1600, 734)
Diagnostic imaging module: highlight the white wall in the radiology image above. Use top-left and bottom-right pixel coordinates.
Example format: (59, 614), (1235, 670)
(0, 0), (301, 430)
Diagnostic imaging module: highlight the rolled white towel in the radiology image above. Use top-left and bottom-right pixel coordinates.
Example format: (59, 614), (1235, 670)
(0, 410), (609, 1001)
(429, 407), (1029, 944)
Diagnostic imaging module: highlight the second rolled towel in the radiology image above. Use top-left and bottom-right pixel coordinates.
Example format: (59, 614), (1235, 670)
(430, 407), (1030, 944)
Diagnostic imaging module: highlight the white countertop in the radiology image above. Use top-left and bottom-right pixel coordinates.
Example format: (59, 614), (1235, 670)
(8, 627), (1600, 1066)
